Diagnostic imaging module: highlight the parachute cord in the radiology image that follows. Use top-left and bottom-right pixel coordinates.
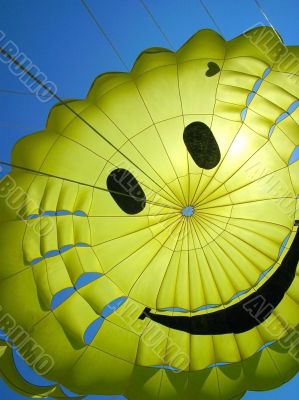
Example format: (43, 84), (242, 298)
(0, 124), (35, 130)
(0, 89), (36, 96)
(80, 0), (129, 71)
(0, 47), (56, 98)
(199, 0), (224, 36)
(80, 1), (186, 207)
(0, 160), (179, 210)
(139, 0), (174, 49)
(253, 0), (283, 43)
(0, 46), (183, 208)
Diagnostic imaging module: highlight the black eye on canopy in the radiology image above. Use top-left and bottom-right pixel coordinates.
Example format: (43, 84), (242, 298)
(183, 122), (221, 170)
(107, 168), (146, 215)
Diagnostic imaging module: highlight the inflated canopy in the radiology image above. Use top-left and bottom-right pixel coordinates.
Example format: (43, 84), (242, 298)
(0, 27), (298, 399)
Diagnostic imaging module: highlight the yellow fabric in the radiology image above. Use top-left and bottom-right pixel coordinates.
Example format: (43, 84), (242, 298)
(0, 340), (72, 398)
(0, 27), (298, 399)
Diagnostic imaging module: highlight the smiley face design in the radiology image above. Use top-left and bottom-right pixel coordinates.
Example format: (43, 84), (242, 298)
(0, 27), (298, 399)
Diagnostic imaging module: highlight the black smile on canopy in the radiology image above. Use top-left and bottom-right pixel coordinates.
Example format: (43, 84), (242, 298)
(139, 225), (299, 335)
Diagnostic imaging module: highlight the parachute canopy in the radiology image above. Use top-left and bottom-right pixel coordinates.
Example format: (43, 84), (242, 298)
(0, 27), (298, 400)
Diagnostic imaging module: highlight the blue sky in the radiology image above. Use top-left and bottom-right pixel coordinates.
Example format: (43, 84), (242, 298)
(0, 0), (298, 398)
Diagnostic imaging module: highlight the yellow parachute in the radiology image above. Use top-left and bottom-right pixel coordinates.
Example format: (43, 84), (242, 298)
(0, 27), (298, 399)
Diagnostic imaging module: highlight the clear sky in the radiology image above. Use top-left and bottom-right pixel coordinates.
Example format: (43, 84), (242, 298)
(0, 0), (298, 399)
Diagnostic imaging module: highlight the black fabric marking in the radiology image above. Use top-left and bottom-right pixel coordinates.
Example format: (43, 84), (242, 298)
(139, 307), (151, 320)
(140, 228), (299, 335)
(107, 168), (146, 214)
(183, 122), (221, 170)
(206, 62), (220, 77)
